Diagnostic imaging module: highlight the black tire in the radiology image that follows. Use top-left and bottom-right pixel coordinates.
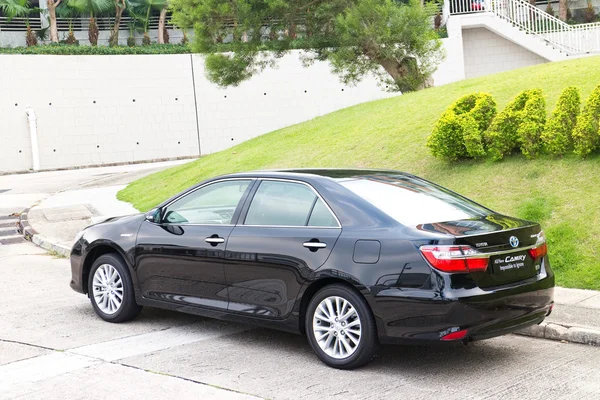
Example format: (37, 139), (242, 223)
(306, 284), (379, 369)
(88, 253), (142, 323)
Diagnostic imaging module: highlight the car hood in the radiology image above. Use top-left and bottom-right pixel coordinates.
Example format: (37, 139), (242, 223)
(87, 213), (146, 231)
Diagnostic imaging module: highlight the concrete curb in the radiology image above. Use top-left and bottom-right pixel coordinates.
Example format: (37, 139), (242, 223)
(18, 209), (71, 257)
(516, 322), (600, 346)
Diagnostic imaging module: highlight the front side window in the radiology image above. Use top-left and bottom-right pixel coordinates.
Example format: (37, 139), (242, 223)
(162, 180), (251, 225)
(245, 181), (338, 227)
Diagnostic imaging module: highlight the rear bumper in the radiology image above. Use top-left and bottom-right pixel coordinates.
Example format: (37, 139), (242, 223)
(373, 276), (554, 344)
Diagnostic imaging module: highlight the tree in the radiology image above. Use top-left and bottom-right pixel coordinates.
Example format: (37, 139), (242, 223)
(559, 0), (568, 21)
(0, 0), (38, 45)
(157, 2), (168, 43)
(69, 0), (113, 45)
(129, 0), (168, 45)
(57, 0), (81, 44)
(46, 0), (62, 42)
(170, 0), (443, 92)
(109, 0), (126, 46)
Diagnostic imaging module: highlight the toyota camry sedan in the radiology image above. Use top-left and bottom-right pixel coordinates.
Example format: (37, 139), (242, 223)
(70, 169), (554, 369)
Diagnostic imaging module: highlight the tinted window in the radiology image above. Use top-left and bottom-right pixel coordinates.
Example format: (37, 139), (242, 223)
(245, 181), (337, 227)
(308, 198), (338, 227)
(163, 180), (251, 225)
(339, 175), (489, 226)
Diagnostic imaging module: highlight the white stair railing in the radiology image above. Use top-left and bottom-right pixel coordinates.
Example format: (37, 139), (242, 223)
(448, 0), (600, 55)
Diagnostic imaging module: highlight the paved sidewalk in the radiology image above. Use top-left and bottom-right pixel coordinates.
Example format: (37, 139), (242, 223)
(23, 185), (138, 253)
(11, 160), (190, 255)
(20, 180), (600, 349)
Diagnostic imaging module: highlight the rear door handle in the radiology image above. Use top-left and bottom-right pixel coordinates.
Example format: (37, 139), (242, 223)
(205, 237), (225, 244)
(303, 241), (327, 249)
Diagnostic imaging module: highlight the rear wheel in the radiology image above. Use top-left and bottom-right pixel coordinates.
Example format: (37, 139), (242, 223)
(306, 284), (379, 369)
(88, 253), (142, 323)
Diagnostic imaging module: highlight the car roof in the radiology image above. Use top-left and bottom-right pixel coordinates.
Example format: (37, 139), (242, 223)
(218, 168), (413, 182)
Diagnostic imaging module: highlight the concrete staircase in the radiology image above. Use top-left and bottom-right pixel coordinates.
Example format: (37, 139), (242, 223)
(445, 0), (600, 61)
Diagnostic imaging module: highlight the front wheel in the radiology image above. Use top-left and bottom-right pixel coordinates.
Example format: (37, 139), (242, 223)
(306, 284), (379, 369)
(88, 253), (142, 323)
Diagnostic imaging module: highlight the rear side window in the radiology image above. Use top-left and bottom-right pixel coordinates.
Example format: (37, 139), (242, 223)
(338, 175), (490, 226)
(245, 181), (338, 227)
(308, 199), (338, 227)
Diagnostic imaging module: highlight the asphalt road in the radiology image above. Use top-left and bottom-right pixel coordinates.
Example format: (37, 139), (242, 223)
(2, 164), (600, 399)
(2, 240), (600, 400)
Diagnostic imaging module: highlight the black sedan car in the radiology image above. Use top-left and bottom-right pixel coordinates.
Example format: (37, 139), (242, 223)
(70, 170), (554, 369)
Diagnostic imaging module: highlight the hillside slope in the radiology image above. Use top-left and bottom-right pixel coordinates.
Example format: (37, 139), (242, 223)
(119, 56), (600, 289)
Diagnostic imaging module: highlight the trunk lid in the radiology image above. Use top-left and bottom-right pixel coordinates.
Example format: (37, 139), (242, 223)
(418, 214), (543, 288)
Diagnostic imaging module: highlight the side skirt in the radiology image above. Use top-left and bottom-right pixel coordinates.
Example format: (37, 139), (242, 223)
(135, 294), (302, 335)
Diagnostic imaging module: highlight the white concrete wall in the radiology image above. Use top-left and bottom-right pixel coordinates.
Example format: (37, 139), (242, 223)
(432, 34), (466, 86)
(1, 28), (557, 173)
(0, 52), (398, 173)
(0, 54), (199, 172)
(192, 52), (397, 155)
(462, 27), (548, 79)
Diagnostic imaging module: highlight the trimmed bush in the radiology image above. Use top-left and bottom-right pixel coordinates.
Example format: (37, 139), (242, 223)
(0, 43), (191, 55)
(485, 89), (545, 160)
(427, 112), (470, 161)
(427, 92), (496, 161)
(573, 85), (600, 157)
(541, 86), (580, 156)
(518, 91), (546, 159)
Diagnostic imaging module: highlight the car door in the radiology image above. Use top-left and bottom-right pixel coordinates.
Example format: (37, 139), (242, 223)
(224, 179), (342, 318)
(135, 179), (254, 310)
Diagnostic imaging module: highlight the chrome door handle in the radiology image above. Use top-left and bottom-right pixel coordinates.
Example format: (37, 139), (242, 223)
(303, 242), (327, 249)
(205, 237), (225, 244)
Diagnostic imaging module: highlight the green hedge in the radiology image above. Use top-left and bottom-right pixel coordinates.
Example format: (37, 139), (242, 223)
(517, 90), (546, 159)
(427, 92), (496, 161)
(484, 89), (545, 160)
(541, 86), (581, 156)
(0, 44), (192, 55)
(573, 85), (600, 157)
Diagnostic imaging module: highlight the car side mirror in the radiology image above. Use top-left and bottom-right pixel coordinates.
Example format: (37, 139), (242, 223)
(145, 208), (161, 223)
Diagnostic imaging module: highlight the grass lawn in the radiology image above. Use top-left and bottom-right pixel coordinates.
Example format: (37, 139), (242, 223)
(118, 56), (600, 290)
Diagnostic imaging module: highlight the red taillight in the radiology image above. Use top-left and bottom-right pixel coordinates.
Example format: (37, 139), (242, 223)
(441, 329), (468, 341)
(528, 231), (548, 260)
(420, 245), (489, 273)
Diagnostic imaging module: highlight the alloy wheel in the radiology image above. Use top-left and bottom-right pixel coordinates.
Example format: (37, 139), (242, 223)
(92, 264), (124, 315)
(312, 296), (362, 359)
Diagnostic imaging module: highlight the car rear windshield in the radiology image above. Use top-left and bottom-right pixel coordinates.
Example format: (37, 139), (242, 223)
(338, 175), (491, 226)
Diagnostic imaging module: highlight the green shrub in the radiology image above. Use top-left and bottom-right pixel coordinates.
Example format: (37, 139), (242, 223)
(485, 92), (528, 160)
(427, 111), (469, 161)
(470, 92), (497, 132)
(427, 92), (496, 161)
(485, 89), (545, 160)
(518, 91), (546, 159)
(462, 115), (486, 158)
(0, 43), (191, 55)
(541, 86), (580, 156)
(573, 85), (600, 157)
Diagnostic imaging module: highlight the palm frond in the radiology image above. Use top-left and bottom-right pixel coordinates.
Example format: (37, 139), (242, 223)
(0, 0), (31, 20)
(68, 0), (114, 16)
(56, 0), (82, 18)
